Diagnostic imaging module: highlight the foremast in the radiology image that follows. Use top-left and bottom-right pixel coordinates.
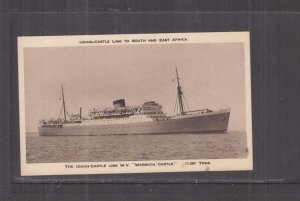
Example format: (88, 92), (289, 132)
(61, 86), (67, 122)
(175, 68), (185, 115)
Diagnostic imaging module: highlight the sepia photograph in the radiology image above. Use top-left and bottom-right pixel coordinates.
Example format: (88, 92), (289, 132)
(18, 32), (252, 175)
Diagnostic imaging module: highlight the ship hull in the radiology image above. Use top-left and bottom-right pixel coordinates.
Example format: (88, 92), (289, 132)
(38, 112), (230, 136)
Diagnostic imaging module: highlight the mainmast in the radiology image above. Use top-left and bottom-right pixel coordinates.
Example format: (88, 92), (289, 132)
(175, 68), (185, 114)
(61, 86), (67, 122)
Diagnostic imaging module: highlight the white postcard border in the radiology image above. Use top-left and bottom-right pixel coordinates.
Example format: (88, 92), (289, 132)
(18, 32), (253, 176)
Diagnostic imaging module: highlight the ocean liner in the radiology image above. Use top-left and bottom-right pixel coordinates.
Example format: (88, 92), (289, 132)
(38, 69), (230, 136)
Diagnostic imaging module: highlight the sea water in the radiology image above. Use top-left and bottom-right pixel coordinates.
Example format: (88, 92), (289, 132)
(26, 131), (248, 163)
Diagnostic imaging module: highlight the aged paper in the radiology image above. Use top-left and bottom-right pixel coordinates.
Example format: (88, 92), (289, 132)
(18, 32), (252, 176)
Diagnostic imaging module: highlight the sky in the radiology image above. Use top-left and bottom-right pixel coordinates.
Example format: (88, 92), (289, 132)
(24, 42), (247, 132)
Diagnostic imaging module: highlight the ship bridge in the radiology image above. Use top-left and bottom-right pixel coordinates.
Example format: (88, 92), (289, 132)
(133, 101), (167, 120)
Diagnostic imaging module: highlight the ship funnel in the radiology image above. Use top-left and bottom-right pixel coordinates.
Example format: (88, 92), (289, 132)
(113, 99), (126, 109)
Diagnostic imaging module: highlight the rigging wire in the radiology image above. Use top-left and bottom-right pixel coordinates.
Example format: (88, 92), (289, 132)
(172, 69), (192, 114)
(181, 86), (199, 109)
(182, 92), (191, 111)
(66, 111), (71, 119)
(57, 105), (63, 120)
(173, 95), (178, 115)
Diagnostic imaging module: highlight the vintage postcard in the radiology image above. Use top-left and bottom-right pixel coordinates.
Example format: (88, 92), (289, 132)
(18, 32), (252, 176)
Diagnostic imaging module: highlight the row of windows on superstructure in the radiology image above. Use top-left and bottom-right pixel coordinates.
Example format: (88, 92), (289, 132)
(136, 111), (163, 115)
(142, 107), (161, 110)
